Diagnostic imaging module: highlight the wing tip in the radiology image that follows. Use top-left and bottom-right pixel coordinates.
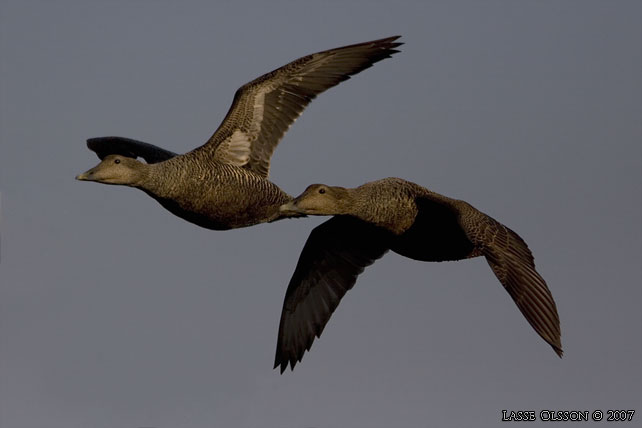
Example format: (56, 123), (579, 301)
(336, 35), (403, 58)
(274, 354), (300, 374)
(378, 35), (403, 48)
(370, 35), (404, 55)
(550, 337), (563, 358)
(372, 35), (403, 45)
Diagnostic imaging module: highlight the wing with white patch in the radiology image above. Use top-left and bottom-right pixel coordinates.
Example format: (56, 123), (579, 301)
(193, 36), (402, 177)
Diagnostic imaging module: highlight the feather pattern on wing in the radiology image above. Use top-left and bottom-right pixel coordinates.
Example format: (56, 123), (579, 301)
(193, 36), (402, 177)
(459, 208), (563, 356)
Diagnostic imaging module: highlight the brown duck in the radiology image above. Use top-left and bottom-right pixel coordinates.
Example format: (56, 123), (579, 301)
(76, 37), (402, 230)
(276, 177), (562, 372)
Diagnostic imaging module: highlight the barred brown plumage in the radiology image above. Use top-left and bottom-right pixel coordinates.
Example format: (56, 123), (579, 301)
(76, 36), (402, 230)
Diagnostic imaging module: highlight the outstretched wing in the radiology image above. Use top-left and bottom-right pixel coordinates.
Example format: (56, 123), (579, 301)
(194, 36), (402, 178)
(87, 137), (177, 164)
(275, 216), (392, 373)
(461, 209), (563, 357)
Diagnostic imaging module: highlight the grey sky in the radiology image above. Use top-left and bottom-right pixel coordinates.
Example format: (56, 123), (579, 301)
(1, 1), (640, 427)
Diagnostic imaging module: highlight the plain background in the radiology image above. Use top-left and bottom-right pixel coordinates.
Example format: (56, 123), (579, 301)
(1, 1), (640, 427)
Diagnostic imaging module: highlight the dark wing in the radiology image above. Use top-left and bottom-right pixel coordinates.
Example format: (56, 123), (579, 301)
(459, 206), (563, 357)
(194, 36), (402, 178)
(87, 137), (177, 164)
(275, 216), (392, 373)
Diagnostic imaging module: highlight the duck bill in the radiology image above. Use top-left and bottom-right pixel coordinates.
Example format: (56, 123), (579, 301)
(279, 200), (305, 215)
(75, 168), (93, 181)
(75, 164), (102, 181)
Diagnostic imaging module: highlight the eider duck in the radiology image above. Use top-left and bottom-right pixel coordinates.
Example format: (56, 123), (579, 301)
(275, 177), (562, 372)
(76, 37), (402, 230)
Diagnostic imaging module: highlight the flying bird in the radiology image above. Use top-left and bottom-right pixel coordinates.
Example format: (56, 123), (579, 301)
(275, 177), (562, 372)
(76, 36), (402, 230)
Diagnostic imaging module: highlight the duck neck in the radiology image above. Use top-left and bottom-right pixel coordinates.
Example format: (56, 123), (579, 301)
(134, 162), (162, 192)
(346, 187), (378, 220)
(330, 187), (359, 216)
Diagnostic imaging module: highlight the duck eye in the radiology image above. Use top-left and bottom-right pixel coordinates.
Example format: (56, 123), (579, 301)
(114, 159), (121, 164)
(318, 188), (326, 194)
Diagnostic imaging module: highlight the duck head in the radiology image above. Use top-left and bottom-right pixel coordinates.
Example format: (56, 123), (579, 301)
(76, 155), (147, 186)
(280, 184), (354, 216)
